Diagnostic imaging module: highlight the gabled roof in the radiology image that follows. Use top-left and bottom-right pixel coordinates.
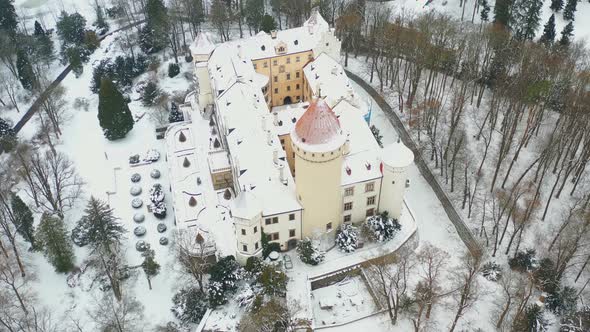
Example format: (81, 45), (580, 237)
(190, 32), (215, 56)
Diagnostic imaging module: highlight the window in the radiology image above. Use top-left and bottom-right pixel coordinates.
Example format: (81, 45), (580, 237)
(274, 88), (278, 93)
(296, 56), (300, 62)
(270, 232), (279, 240)
(308, 54), (313, 60)
(241, 229), (246, 235)
(272, 217), (279, 224)
(286, 73), (291, 80)
(286, 57), (291, 64)
(344, 202), (353, 211)
(296, 71), (300, 78)
(367, 196), (376, 205)
(273, 60), (278, 66)
(366, 208), (375, 217)
(242, 244), (248, 252)
(263, 62), (268, 68)
(287, 85), (291, 91)
(289, 213), (295, 220)
(253, 63), (257, 69)
(289, 229), (296, 237)
(296, 84), (300, 90)
(274, 76), (278, 83)
(344, 187), (354, 196)
(279, 65), (285, 73)
(296, 96), (301, 100)
(255, 242), (259, 250)
(265, 218), (271, 225)
(344, 215), (351, 222)
(254, 226), (258, 233)
(278, 46), (285, 53)
(326, 222), (333, 231)
(365, 182), (375, 192)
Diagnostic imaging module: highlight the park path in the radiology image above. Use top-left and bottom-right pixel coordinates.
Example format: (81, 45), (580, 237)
(345, 69), (483, 258)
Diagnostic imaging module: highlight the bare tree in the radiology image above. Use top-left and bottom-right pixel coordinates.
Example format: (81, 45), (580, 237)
(16, 150), (84, 217)
(448, 253), (481, 332)
(174, 229), (213, 293)
(88, 293), (144, 332)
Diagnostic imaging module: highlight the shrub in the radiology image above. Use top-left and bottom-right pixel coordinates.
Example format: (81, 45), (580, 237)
(213, 137), (221, 148)
(171, 287), (208, 324)
(336, 224), (359, 253)
(546, 286), (577, 315)
(261, 232), (281, 258)
(257, 265), (288, 297)
(533, 258), (559, 293)
(207, 281), (227, 307)
(245, 256), (264, 275)
(168, 63), (180, 78)
(509, 249), (537, 273)
(365, 211), (401, 242)
(0, 118), (17, 153)
(512, 304), (548, 332)
(141, 81), (160, 106)
(296, 238), (324, 265)
(481, 261), (503, 281)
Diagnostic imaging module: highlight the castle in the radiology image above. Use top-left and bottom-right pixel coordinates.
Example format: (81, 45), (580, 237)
(166, 9), (414, 264)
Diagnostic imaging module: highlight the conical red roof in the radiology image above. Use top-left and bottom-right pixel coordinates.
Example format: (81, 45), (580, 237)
(294, 98), (342, 145)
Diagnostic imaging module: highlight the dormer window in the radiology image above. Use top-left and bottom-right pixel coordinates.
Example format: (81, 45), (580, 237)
(278, 46), (285, 52)
(294, 40), (299, 45)
(261, 45), (266, 51)
(275, 42), (287, 55)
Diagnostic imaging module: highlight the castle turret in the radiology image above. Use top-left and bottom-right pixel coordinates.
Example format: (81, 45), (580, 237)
(291, 98), (346, 247)
(190, 32), (215, 112)
(379, 139), (414, 220)
(230, 190), (263, 265)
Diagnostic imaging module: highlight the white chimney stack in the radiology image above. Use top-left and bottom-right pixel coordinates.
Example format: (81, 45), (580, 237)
(261, 115), (267, 132)
(267, 130), (273, 146)
(273, 112), (279, 126)
(273, 149), (278, 164)
(278, 163), (287, 184)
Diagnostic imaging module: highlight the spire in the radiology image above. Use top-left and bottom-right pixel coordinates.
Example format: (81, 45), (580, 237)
(293, 98), (343, 146)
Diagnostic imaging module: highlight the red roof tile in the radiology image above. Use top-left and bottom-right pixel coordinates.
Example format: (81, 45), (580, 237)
(294, 98), (341, 145)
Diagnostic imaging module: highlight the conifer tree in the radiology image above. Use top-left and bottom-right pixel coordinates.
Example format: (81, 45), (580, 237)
(98, 78), (134, 140)
(72, 196), (126, 251)
(141, 245), (160, 290)
(563, 0), (577, 21)
(0, 0), (18, 39)
(36, 213), (76, 273)
(10, 193), (36, 249)
(493, 0), (512, 28)
(512, 0), (543, 41)
(93, 5), (109, 34)
(16, 48), (36, 90)
(141, 0), (169, 53)
(559, 21), (574, 47)
(260, 14), (277, 33)
(480, 0), (491, 22)
(550, 0), (564, 11)
(244, 0), (264, 33)
(34, 20), (44, 36)
(0, 117), (17, 153)
(539, 14), (556, 46)
(33, 21), (54, 64)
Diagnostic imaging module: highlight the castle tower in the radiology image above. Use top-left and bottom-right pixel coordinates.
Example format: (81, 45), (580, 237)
(291, 98), (346, 246)
(379, 140), (414, 220)
(190, 32), (215, 112)
(230, 190), (263, 265)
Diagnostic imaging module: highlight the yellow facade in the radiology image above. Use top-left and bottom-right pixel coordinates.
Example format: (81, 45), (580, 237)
(252, 50), (314, 107)
(293, 143), (344, 239)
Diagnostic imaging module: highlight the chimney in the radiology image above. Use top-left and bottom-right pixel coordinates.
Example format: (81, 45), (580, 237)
(273, 112), (279, 126)
(270, 30), (277, 39)
(261, 115), (267, 132)
(273, 149), (278, 164)
(267, 130), (273, 146)
(278, 163), (287, 184)
(331, 66), (338, 76)
(343, 133), (351, 155)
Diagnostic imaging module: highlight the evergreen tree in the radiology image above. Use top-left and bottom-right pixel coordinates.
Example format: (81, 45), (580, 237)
(559, 22), (574, 47)
(141, 81), (160, 106)
(171, 287), (208, 324)
(34, 20), (45, 36)
(539, 14), (556, 46)
(480, 0), (491, 22)
(0, 117), (17, 153)
(296, 238), (324, 265)
(34, 21), (54, 64)
(0, 0), (18, 39)
(168, 102), (184, 123)
(513, 304), (548, 331)
(141, 245), (160, 290)
(98, 79), (134, 140)
(72, 196), (126, 250)
(512, 0), (543, 41)
(260, 14), (277, 33)
(10, 194), (36, 249)
(93, 5), (109, 34)
(244, 0), (264, 33)
(56, 11), (87, 47)
(36, 213), (76, 273)
(493, 0), (512, 28)
(563, 0), (577, 20)
(336, 224), (359, 253)
(16, 48), (36, 90)
(550, 0), (564, 11)
(143, 0), (169, 53)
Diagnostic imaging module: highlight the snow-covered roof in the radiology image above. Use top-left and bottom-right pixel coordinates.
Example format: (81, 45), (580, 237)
(381, 140), (414, 168)
(230, 190), (261, 220)
(189, 32), (215, 56)
(304, 53), (365, 114)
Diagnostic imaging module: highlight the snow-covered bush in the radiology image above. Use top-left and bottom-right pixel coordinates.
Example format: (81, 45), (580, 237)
(157, 223), (167, 233)
(144, 149), (161, 162)
(296, 238), (324, 265)
(481, 261), (503, 282)
(509, 248), (538, 273)
(136, 240), (148, 252)
(129, 154), (140, 164)
(130, 173), (141, 183)
(131, 198), (143, 209)
(150, 184), (165, 204)
(153, 202), (167, 219)
(209, 256), (244, 293)
(546, 286), (577, 315)
(141, 81), (160, 106)
(171, 287), (209, 324)
(365, 213), (401, 242)
(560, 305), (590, 332)
(245, 256), (264, 275)
(336, 224), (359, 253)
(257, 265), (288, 297)
(150, 169), (161, 179)
(533, 258), (559, 293)
(159, 237), (169, 245)
(207, 281), (227, 307)
(169, 102), (184, 123)
(71, 223), (90, 247)
(168, 63), (180, 78)
(130, 185), (142, 196)
(236, 285), (256, 308)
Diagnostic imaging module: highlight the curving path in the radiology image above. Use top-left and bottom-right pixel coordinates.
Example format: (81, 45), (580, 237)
(345, 69), (483, 258)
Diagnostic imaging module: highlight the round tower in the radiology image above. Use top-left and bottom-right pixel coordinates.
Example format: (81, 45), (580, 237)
(379, 139), (414, 220)
(230, 190), (263, 265)
(291, 98), (346, 246)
